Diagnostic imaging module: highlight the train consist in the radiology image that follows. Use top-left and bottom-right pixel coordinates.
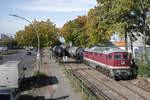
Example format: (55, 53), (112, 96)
(52, 46), (133, 80)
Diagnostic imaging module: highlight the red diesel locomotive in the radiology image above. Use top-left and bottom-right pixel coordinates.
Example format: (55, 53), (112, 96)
(83, 46), (133, 79)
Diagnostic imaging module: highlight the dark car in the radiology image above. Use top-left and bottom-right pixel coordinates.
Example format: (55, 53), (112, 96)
(26, 51), (31, 55)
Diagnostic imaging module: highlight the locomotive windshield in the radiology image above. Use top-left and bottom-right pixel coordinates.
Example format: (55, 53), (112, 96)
(114, 54), (129, 60)
(114, 54), (121, 59)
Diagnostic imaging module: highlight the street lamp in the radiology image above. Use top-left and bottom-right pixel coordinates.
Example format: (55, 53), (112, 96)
(9, 14), (41, 82)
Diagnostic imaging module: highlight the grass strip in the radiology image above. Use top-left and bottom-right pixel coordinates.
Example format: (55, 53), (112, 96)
(0, 50), (19, 55)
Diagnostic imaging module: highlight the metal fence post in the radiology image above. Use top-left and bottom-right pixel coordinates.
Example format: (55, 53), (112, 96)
(89, 94), (91, 100)
(82, 83), (84, 95)
(75, 77), (77, 87)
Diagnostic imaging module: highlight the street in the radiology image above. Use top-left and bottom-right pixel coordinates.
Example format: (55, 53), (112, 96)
(0, 49), (36, 77)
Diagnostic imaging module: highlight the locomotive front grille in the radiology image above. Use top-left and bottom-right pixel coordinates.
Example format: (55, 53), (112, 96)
(114, 69), (132, 78)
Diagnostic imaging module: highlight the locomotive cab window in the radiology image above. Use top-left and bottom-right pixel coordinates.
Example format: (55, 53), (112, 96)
(114, 54), (121, 59)
(123, 54), (128, 59)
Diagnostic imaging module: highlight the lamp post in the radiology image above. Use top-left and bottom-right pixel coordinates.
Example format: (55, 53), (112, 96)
(9, 14), (41, 83)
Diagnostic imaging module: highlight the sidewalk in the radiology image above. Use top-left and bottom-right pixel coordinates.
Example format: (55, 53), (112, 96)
(45, 48), (82, 100)
(22, 48), (82, 100)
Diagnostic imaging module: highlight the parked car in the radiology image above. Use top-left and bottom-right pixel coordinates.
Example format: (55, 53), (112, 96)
(29, 46), (34, 50)
(0, 46), (8, 51)
(26, 50), (31, 55)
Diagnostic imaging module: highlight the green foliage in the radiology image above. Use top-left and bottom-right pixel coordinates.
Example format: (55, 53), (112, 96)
(138, 53), (150, 77)
(15, 19), (60, 47)
(94, 0), (150, 49)
(61, 16), (88, 47)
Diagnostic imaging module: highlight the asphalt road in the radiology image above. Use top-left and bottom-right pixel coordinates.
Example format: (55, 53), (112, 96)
(0, 49), (37, 77)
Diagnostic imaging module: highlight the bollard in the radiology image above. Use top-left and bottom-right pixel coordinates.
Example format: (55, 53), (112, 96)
(65, 56), (68, 61)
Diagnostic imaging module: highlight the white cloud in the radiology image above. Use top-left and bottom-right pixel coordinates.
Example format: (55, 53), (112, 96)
(17, 0), (97, 12)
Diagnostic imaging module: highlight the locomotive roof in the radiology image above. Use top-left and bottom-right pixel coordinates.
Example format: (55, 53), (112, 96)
(84, 46), (127, 54)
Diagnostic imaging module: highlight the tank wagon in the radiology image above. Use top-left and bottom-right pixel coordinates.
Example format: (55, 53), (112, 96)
(75, 47), (84, 59)
(53, 46), (66, 57)
(83, 46), (133, 79)
(68, 47), (79, 57)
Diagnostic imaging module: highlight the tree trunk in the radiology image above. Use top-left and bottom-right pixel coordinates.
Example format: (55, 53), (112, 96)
(143, 30), (147, 61)
(130, 33), (134, 59)
(125, 32), (128, 51)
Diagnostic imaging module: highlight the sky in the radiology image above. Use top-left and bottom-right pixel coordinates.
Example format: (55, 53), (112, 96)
(0, 0), (97, 36)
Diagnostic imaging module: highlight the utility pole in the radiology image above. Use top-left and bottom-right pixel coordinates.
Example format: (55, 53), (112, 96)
(9, 14), (41, 83)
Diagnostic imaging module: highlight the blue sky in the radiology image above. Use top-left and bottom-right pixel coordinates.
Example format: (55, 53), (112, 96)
(0, 0), (97, 35)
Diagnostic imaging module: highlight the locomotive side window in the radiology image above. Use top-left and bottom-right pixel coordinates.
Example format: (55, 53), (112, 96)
(123, 54), (128, 59)
(109, 55), (112, 59)
(114, 54), (121, 59)
(95, 53), (98, 56)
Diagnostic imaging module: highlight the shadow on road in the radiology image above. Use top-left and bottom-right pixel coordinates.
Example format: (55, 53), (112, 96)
(16, 94), (69, 100)
(20, 74), (59, 92)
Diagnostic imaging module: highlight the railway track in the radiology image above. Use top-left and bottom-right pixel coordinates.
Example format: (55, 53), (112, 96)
(63, 59), (127, 100)
(89, 68), (150, 100)
(127, 80), (150, 92)
(85, 70), (148, 100)
(119, 80), (150, 99)
(56, 57), (113, 99)
(55, 56), (150, 100)
(76, 70), (128, 100)
(74, 71), (111, 100)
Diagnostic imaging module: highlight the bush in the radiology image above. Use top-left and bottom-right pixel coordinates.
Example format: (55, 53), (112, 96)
(138, 53), (150, 77)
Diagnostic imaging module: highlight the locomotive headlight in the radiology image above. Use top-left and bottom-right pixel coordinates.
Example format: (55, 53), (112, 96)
(121, 61), (125, 64)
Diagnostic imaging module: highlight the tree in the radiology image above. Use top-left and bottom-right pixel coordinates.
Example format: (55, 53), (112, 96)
(96, 0), (150, 53)
(0, 38), (12, 46)
(86, 2), (115, 46)
(15, 19), (60, 47)
(135, 0), (150, 56)
(61, 15), (88, 47)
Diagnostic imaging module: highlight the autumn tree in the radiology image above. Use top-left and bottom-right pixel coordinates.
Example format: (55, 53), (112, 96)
(86, 4), (114, 46)
(15, 19), (60, 47)
(0, 38), (12, 46)
(61, 15), (88, 47)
